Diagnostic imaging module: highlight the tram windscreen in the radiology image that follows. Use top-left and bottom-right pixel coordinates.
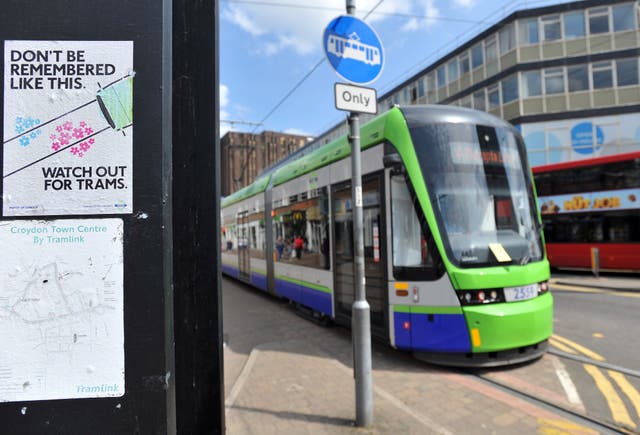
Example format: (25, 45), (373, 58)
(410, 122), (543, 267)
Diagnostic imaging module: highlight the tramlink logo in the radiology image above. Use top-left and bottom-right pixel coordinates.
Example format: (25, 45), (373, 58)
(326, 32), (381, 66)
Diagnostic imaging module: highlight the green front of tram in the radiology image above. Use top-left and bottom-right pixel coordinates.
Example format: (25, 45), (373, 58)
(382, 106), (553, 366)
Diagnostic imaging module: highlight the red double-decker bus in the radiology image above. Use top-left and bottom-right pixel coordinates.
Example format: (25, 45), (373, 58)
(533, 151), (640, 272)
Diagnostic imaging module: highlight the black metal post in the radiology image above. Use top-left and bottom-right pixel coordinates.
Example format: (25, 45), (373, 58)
(0, 1), (223, 433)
(172, 0), (224, 433)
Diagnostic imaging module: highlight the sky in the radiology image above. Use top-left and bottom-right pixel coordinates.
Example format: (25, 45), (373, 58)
(219, 0), (572, 139)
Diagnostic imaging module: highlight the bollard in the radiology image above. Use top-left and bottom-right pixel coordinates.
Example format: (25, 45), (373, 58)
(591, 247), (600, 277)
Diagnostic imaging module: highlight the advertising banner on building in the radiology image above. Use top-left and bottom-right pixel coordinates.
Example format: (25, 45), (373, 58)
(3, 40), (133, 216)
(519, 113), (640, 167)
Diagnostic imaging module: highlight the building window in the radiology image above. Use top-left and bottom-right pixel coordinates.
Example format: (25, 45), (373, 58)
(616, 58), (639, 86)
(471, 44), (484, 69)
(487, 84), (500, 108)
(522, 70), (542, 96)
(589, 7), (610, 34)
(426, 72), (436, 102)
(541, 15), (561, 41)
(499, 23), (516, 54)
(518, 18), (539, 44)
(544, 68), (565, 94)
(501, 75), (518, 103)
(460, 95), (472, 108)
(437, 65), (446, 88)
(568, 65), (589, 91)
(448, 59), (458, 82)
(485, 35), (498, 63)
(564, 11), (586, 39)
(459, 52), (470, 76)
(410, 85), (418, 103)
(613, 3), (636, 31)
(592, 61), (613, 89)
(418, 79), (425, 98)
(473, 89), (486, 111)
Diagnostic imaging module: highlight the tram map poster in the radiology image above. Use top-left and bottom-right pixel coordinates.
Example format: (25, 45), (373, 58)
(2, 40), (133, 216)
(0, 218), (124, 402)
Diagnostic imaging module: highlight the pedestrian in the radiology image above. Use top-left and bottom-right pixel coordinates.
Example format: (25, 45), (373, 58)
(276, 237), (284, 260)
(294, 234), (304, 259)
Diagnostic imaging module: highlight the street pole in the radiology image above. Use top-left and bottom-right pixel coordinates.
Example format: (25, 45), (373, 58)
(0, 1), (223, 433)
(346, 0), (373, 427)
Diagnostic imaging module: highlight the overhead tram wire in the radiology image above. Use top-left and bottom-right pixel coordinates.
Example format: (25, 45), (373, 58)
(220, 119), (263, 128)
(223, 0), (484, 25)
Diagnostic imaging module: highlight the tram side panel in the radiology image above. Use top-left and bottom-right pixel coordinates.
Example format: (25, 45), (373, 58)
(382, 155), (471, 353)
(221, 201), (241, 279)
(221, 194), (269, 291)
(328, 144), (391, 340)
(270, 165), (333, 317)
(246, 194), (268, 291)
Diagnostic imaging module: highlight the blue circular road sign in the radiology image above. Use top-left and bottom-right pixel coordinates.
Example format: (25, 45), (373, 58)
(323, 15), (384, 85)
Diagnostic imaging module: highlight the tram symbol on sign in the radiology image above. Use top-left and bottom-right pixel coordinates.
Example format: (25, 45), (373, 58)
(323, 15), (384, 85)
(326, 32), (381, 66)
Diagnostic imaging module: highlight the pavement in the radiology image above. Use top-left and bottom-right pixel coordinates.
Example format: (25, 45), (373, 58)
(222, 274), (639, 434)
(550, 273), (640, 292)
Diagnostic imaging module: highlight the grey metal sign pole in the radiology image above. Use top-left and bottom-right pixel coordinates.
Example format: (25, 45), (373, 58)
(346, 0), (373, 428)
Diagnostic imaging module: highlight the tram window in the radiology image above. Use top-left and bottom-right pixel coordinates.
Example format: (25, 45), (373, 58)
(272, 186), (329, 270)
(390, 175), (440, 280)
(248, 212), (266, 260)
(496, 198), (517, 230)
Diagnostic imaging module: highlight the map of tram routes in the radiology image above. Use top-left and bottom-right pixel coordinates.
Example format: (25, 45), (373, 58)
(0, 218), (124, 402)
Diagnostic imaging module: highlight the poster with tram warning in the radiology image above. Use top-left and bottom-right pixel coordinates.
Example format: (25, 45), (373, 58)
(3, 40), (133, 216)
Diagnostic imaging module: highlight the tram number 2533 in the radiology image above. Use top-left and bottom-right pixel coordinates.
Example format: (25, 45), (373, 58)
(504, 284), (538, 302)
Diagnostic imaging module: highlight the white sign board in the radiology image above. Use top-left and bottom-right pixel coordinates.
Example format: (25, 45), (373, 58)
(334, 83), (377, 114)
(3, 40), (134, 216)
(0, 218), (124, 402)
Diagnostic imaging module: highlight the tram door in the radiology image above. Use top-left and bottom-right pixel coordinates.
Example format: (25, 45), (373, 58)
(237, 211), (250, 282)
(332, 174), (387, 340)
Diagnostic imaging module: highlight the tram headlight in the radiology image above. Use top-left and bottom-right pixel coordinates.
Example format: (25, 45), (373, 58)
(457, 288), (505, 305)
(538, 281), (549, 295)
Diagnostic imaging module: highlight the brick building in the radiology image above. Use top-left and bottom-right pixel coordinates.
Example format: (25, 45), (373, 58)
(220, 131), (311, 196)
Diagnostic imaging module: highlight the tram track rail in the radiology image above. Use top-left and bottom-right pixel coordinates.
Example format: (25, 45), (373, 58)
(548, 348), (640, 379)
(465, 349), (640, 435)
(467, 366), (634, 435)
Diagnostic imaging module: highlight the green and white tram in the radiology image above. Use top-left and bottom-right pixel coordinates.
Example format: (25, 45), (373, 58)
(221, 105), (553, 366)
